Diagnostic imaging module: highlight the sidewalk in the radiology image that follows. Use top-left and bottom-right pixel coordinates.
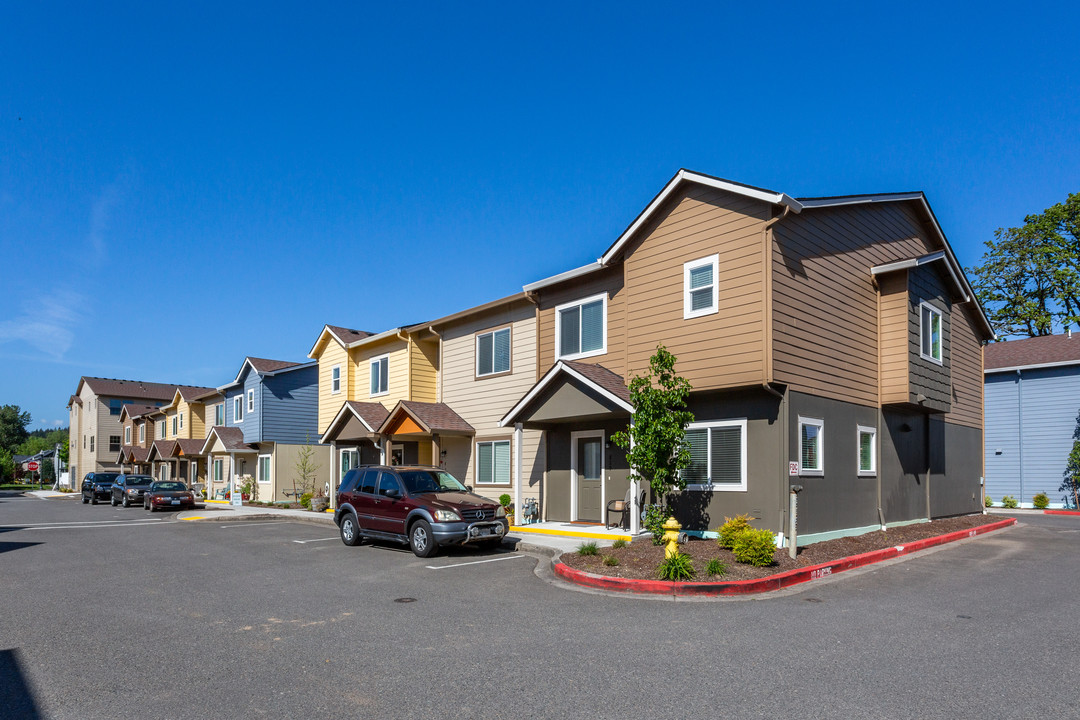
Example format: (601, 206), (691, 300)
(26, 490), (78, 499)
(178, 502), (610, 555)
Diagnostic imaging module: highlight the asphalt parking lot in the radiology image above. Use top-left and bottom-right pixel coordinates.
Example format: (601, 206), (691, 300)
(2, 492), (1078, 720)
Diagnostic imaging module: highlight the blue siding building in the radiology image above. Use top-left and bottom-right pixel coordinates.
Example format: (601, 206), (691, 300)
(984, 333), (1080, 508)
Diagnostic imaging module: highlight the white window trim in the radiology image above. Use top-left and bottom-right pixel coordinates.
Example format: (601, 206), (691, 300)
(475, 439), (512, 486)
(213, 458), (224, 484)
(233, 396), (243, 423)
(369, 354), (390, 398)
(124, 427), (131, 444)
(215, 404), (224, 426)
(554, 292), (608, 361)
(178, 412), (184, 431)
(569, 429), (605, 522)
(476, 327), (513, 377)
(799, 416), (824, 477)
(139, 424), (145, 443)
(257, 454), (272, 484)
(331, 364), (342, 395)
(171, 416), (178, 437)
(684, 418), (748, 492)
(683, 254), (720, 320)
(919, 301), (944, 365)
(857, 424), (877, 477)
(160, 420), (167, 437)
(247, 389), (255, 414)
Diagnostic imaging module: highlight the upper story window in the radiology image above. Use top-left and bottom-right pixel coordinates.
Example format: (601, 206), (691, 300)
(108, 399), (131, 416)
(683, 419), (747, 491)
(331, 365), (342, 394)
(109, 435), (121, 453)
(555, 293), (607, 361)
(90, 436), (95, 453)
(370, 355), (389, 397)
(920, 302), (943, 364)
(178, 412), (184, 431)
(683, 255), (719, 319)
(233, 396), (243, 423)
(476, 327), (511, 377)
(799, 417), (824, 477)
(139, 424), (145, 443)
(247, 389), (255, 414)
(214, 404), (224, 426)
(124, 427), (131, 444)
(171, 416), (178, 437)
(159, 420), (167, 438)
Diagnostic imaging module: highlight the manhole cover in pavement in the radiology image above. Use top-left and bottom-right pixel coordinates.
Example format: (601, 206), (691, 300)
(394, 597), (417, 604)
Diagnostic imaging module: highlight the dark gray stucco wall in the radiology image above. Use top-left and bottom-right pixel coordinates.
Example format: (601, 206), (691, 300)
(880, 409), (929, 523)
(788, 391), (881, 535)
(544, 419), (630, 522)
(933, 420), (983, 517)
(667, 388), (784, 534)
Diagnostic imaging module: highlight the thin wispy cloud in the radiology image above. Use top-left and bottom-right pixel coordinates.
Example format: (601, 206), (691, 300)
(87, 182), (121, 266)
(0, 290), (85, 361)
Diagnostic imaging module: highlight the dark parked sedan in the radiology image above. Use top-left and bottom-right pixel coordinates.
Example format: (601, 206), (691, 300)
(81, 473), (120, 505)
(144, 481), (196, 512)
(111, 474), (154, 508)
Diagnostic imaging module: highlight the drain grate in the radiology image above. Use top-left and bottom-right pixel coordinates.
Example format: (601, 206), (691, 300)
(956, 615), (972, 619)
(394, 597), (417, 604)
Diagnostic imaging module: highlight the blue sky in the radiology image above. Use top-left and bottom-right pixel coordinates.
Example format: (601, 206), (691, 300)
(1, 1), (1078, 430)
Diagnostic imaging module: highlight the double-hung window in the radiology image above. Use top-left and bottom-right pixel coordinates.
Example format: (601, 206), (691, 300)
(920, 302), (943, 364)
(683, 419), (747, 491)
(799, 417), (824, 476)
(214, 404), (224, 426)
(108, 435), (121, 453)
(683, 255), (719, 319)
(257, 455), (272, 484)
(857, 425), (877, 476)
(213, 459), (223, 484)
(159, 420), (167, 438)
(179, 413), (184, 431)
(476, 328), (511, 377)
(247, 389), (255, 414)
(171, 416), (178, 437)
(124, 427), (131, 445)
(139, 424), (145, 443)
(556, 293), (606, 360)
(331, 365), (342, 394)
(476, 440), (511, 485)
(90, 437), (95, 452)
(233, 396), (243, 423)
(370, 355), (389, 397)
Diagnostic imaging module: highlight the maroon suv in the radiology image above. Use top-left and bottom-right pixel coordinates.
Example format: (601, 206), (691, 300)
(334, 465), (508, 557)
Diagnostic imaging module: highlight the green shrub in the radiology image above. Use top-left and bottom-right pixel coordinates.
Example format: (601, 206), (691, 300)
(499, 494), (512, 508)
(577, 541), (599, 556)
(611, 538), (628, 549)
(300, 492), (313, 509)
(984, 495), (994, 508)
(656, 552), (696, 581)
(1032, 493), (1050, 509)
(732, 528), (777, 567)
(705, 558), (727, 578)
(643, 504), (668, 546)
(1002, 495), (1019, 509)
(717, 514), (753, 549)
(602, 555), (619, 567)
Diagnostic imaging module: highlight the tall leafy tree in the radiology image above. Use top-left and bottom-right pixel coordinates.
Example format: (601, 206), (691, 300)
(968, 192), (1080, 338)
(0, 405), (32, 453)
(0, 448), (13, 482)
(611, 344), (694, 502)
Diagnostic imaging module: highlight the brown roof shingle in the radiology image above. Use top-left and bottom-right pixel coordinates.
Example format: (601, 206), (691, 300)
(563, 361), (631, 404)
(984, 333), (1080, 371)
(246, 357), (303, 374)
(205, 426), (258, 453)
(345, 401), (390, 431)
(175, 439), (206, 456)
(177, 386), (217, 402)
(381, 401), (474, 435)
(327, 325), (375, 343)
(80, 377), (184, 401)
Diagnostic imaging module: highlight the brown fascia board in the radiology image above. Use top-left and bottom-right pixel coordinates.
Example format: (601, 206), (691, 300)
(407, 292), (530, 333)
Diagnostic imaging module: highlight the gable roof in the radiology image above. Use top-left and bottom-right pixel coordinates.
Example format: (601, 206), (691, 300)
(520, 169), (994, 339)
(870, 251), (968, 301)
(377, 400), (474, 436)
(199, 426), (258, 455)
(147, 440), (178, 462)
(76, 377), (186, 402)
(219, 356), (316, 389)
(307, 324), (413, 359)
(499, 360), (632, 427)
(177, 386), (217, 402)
(984, 333), (1080, 373)
(68, 395), (81, 408)
(318, 401), (391, 444)
(118, 445), (150, 464)
(118, 403), (161, 422)
(174, 439), (206, 457)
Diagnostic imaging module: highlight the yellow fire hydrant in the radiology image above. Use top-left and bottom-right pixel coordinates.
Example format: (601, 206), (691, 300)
(662, 517), (682, 559)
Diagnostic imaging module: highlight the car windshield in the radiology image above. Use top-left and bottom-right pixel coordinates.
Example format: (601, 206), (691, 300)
(152, 482), (186, 491)
(95, 474), (120, 483)
(398, 470), (468, 494)
(126, 476), (153, 486)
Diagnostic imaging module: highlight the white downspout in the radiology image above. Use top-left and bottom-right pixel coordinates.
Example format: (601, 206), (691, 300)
(513, 423), (523, 527)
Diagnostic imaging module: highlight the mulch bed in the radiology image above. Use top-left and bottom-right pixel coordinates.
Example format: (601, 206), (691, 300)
(560, 514), (1002, 581)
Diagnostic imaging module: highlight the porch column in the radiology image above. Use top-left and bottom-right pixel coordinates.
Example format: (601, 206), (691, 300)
(513, 423), (523, 527)
(380, 437), (387, 464)
(629, 415), (640, 535)
(330, 440), (338, 510)
(431, 434), (441, 469)
(208, 453), (214, 498)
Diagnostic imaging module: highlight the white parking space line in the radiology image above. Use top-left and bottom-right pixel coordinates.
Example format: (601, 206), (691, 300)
(0, 519), (167, 528)
(426, 554), (526, 570)
(292, 537), (340, 544)
(27, 521), (180, 531)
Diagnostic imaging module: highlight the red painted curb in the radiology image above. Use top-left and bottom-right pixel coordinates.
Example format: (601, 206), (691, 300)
(553, 518), (1017, 597)
(1044, 509), (1080, 516)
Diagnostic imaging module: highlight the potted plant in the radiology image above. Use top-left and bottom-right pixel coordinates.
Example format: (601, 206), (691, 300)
(310, 491), (329, 513)
(499, 494), (514, 525)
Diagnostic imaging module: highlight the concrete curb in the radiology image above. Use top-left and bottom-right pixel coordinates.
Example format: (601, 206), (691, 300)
(1044, 509), (1080, 516)
(553, 518), (1018, 597)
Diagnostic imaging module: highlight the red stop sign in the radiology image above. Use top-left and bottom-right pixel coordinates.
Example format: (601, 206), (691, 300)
(26, 461), (39, 471)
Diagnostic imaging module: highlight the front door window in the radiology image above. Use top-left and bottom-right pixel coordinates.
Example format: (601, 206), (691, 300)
(575, 434), (603, 522)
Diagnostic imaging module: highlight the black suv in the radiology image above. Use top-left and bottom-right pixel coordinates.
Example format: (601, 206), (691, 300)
(81, 473), (121, 505)
(111, 474), (154, 508)
(334, 465), (508, 557)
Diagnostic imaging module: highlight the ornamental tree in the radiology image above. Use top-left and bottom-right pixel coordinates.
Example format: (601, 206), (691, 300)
(611, 344), (694, 503)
